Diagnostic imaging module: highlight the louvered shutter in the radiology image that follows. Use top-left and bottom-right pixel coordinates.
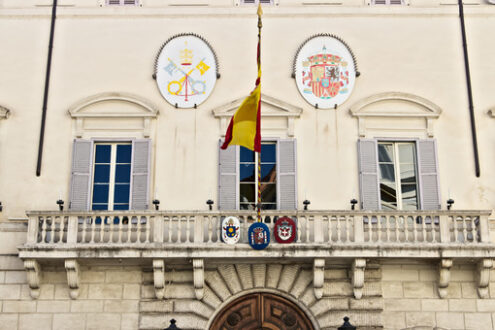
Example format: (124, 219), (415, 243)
(358, 139), (380, 210)
(278, 139), (297, 210)
(218, 142), (238, 210)
(69, 139), (93, 211)
(130, 139), (151, 210)
(417, 139), (441, 210)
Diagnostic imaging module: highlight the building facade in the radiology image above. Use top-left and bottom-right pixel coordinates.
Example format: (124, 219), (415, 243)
(1, 0), (495, 329)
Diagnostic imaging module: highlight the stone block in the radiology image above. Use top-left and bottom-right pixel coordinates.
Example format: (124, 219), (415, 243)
(419, 269), (437, 281)
(403, 282), (435, 298)
(350, 297), (383, 311)
(311, 298), (349, 316)
(450, 269), (475, 281)
(164, 284), (195, 299)
(381, 282), (403, 298)
(140, 314), (207, 330)
(420, 299), (448, 311)
(86, 313), (120, 330)
(446, 282), (462, 298)
(121, 313), (138, 330)
(0, 284), (20, 299)
(364, 268), (382, 280)
(382, 267), (418, 281)
(106, 270), (142, 283)
(218, 265), (242, 294)
(5, 271), (26, 284)
(384, 299), (421, 312)
(318, 311), (382, 327)
(322, 281), (352, 297)
(123, 284), (140, 299)
(202, 285), (222, 309)
(236, 264), (253, 290)
(382, 312), (406, 330)
(43, 271), (67, 283)
(278, 264), (300, 293)
(252, 264), (266, 288)
(290, 269), (312, 299)
(54, 284), (70, 300)
(0, 271), (5, 283)
(164, 271), (192, 284)
(324, 269), (348, 280)
(104, 300), (139, 313)
(19, 314), (52, 330)
(70, 300), (104, 312)
(461, 282), (478, 298)
(465, 313), (493, 329)
(477, 299), (495, 312)
(53, 314), (85, 330)
(0, 314), (18, 330)
(142, 271), (153, 284)
(80, 271), (105, 283)
(405, 312), (435, 327)
(3, 300), (36, 313)
(139, 300), (173, 313)
(362, 281), (382, 297)
(205, 270), (231, 301)
(449, 298), (476, 312)
(266, 264), (283, 289)
(299, 287), (316, 307)
(435, 312), (464, 329)
(141, 284), (155, 299)
(174, 300), (214, 318)
(38, 284), (55, 300)
(37, 300), (70, 313)
(20, 284), (31, 300)
(88, 284), (123, 299)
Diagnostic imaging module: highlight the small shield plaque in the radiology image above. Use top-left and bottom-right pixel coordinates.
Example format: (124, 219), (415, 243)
(248, 222), (270, 250)
(274, 217), (297, 244)
(222, 216), (241, 245)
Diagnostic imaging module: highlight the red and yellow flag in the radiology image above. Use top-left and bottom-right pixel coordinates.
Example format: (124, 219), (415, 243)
(221, 5), (262, 152)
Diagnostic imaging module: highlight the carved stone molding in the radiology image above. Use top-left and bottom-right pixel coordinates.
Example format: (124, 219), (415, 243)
(64, 259), (80, 299)
(153, 259), (165, 300)
(0, 105), (10, 120)
(438, 259), (453, 299)
(24, 260), (41, 299)
(193, 259), (205, 300)
(477, 259), (493, 299)
(313, 258), (325, 299)
(351, 258), (366, 299)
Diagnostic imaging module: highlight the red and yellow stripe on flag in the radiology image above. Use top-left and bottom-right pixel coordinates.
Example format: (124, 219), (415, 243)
(221, 5), (262, 153)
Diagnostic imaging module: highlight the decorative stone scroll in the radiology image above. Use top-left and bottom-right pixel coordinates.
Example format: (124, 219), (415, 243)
(313, 258), (325, 299)
(153, 259), (165, 299)
(477, 258), (493, 299)
(24, 259), (41, 299)
(65, 259), (80, 299)
(193, 259), (205, 300)
(438, 259), (453, 299)
(352, 258), (366, 299)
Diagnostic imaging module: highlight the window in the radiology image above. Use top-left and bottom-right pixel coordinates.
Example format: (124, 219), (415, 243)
(358, 139), (440, 211)
(69, 139), (151, 211)
(239, 143), (277, 210)
(219, 139), (297, 211)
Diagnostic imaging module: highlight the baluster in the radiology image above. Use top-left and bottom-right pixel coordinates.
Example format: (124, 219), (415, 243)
(306, 216), (311, 243)
(410, 216), (416, 242)
(314, 215), (323, 243)
(296, 216), (303, 243)
(127, 217), (133, 243)
(185, 216), (191, 243)
(376, 216), (382, 243)
(145, 216), (151, 243)
(344, 215), (350, 242)
(167, 216), (172, 243)
(461, 216), (468, 243)
(59, 216), (66, 243)
(81, 217), (87, 243)
(88, 217), (95, 243)
(100, 216), (105, 243)
(394, 216), (399, 242)
(110, 216), (116, 243)
(383, 215), (389, 242)
(41, 217), (47, 243)
(335, 216), (341, 243)
(137, 216), (143, 243)
(117, 217), (123, 243)
(421, 216), (427, 243)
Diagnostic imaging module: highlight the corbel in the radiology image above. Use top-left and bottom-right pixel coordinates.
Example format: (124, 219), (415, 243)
(24, 260), (41, 299)
(153, 259), (165, 299)
(193, 259), (204, 300)
(352, 258), (366, 299)
(477, 258), (493, 299)
(64, 259), (80, 299)
(437, 259), (452, 299)
(313, 258), (325, 299)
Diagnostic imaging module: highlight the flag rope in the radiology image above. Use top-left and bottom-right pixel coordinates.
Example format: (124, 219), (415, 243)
(256, 4), (262, 223)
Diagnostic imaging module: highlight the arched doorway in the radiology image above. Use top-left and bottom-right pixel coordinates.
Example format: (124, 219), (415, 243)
(210, 292), (314, 330)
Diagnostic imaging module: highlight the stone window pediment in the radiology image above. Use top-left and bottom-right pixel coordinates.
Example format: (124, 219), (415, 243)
(213, 94), (302, 138)
(68, 92), (159, 138)
(349, 92), (442, 138)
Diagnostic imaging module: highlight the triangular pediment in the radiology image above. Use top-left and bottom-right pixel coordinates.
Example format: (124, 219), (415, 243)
(0, 105), (11, 119)
(213, 94), (302, 118)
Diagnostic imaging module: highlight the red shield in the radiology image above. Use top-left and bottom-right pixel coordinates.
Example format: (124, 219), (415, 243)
(274, 217), (297, 243)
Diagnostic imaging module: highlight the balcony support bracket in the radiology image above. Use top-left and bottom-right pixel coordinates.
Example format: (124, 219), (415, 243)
(477, 258), (493, 299)
(24, 259), (41, 299)
(193, 258), (204, 300)
(153, 259), (165, 300)
(352, 258), (366, 299)
(313, 258), (325, 299)
(65, 259), (80, 299)
(438, 258), (453, 299)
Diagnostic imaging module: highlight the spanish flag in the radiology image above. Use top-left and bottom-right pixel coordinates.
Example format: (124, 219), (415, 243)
(221, 5), (262, 152)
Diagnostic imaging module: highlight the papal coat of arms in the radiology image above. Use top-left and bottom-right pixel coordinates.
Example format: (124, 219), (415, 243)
(221, 216), (241, 245)
(248, 222), (270, 250)
(294, 35), (358, 109)
(274, 217), (296, 244)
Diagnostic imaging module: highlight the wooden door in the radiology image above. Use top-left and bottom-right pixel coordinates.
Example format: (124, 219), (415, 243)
(210, 293), (314, 330)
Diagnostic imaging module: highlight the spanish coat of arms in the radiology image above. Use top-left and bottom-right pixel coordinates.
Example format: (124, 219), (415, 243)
(274, 217), (296, 244)
(221, 216), (241, 245)
(248, 222), (270, 250)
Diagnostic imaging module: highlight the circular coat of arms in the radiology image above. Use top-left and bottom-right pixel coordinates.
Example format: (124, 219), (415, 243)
(274, 217), (297, 244)
(294, 34), (358, 109)
(248, 222), (270, 250)
(155, 34), (218, 108)
(221, 216), (241, 245)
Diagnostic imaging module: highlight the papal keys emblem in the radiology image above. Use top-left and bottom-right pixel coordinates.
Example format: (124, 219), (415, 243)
(222, 216), (240, 245)
(248, 222), (270, 250)
(274, 217), (297, 244)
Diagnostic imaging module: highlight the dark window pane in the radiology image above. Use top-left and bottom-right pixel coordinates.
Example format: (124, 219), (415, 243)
(261, 144), (276, 163)
(378, 143), (394, 163)
(261, 164), (276, 183)
(92, 184), (109, 204)
(261, 183), (276, 203)
(240, 164), (255, 182)
(92, 204), (108, 211)
(261, 203), (276, 210)
(115, 164), (131, 183)
(113, 204), (130, 211)
(398, 143), (415, 164)
(401, 184), (418, 206)
(379, 164), (395, 183)
(240, 184), (255, 204)
(400, 164), (416, 183)
(380, 183), (397, 204)
(240, 203), (255, 210)
(95, 145), (111, 163)
(240, 146), (254, 163)
(114, 184), (130, 203)
(116, 144), (132, 163)
(94, 165), (110, 183)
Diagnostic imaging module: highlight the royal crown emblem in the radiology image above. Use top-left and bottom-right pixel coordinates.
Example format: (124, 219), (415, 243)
(274, 217), (296, 243)
(222, 216), (241, 245)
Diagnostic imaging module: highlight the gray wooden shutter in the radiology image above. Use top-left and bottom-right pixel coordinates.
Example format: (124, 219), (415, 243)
(358, 139), (380, 210)
(130, 139), (151, 210)
(69, 139), (93, 211)
(218, 142), (239, 210)
(417, 139), (441, 210)
(278, 139), (297, 210)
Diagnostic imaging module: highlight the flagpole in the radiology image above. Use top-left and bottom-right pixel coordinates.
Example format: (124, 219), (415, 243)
(256, 4), (262, 223)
